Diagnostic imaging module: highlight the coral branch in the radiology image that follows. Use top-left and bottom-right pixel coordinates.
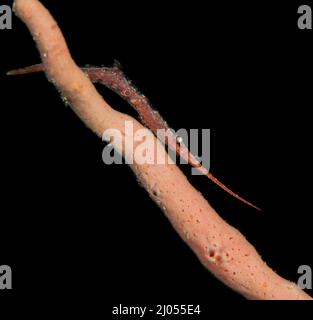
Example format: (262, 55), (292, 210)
(12, 0), (311, 300)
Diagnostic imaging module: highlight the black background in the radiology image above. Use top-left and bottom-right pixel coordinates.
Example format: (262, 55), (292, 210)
(0, 0), (312, 316)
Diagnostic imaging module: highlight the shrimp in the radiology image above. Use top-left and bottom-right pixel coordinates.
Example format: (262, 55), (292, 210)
(7, 63), (261, 211)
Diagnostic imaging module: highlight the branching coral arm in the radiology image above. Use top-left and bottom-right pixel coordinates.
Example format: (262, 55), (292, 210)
(12, 0), (311, 300)
(8, 63), (261, 211)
